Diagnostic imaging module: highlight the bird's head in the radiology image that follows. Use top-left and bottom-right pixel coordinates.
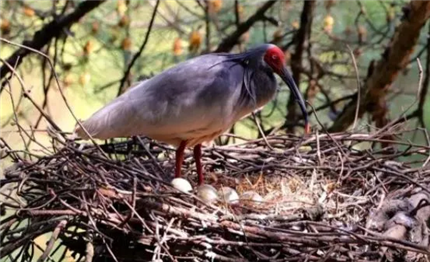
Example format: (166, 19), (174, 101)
(263, 45), (310, 133)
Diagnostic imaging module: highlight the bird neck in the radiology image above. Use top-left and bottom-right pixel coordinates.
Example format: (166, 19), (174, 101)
(218, 50), (278, 112)
(251, 65), (278, 107)
(238, 62), (277, 111)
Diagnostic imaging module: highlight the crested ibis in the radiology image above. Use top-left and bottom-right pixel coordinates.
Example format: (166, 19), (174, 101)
(75, 44), (310, 185)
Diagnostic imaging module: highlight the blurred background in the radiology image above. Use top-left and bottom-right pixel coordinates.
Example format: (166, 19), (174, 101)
(1, 0), (429, 164)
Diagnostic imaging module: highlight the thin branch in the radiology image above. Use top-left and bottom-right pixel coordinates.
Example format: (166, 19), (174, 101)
(0, 56), (61, 133)
(0, 37), (108, 158)
(234, 0), (240, 28)
(329, 1), (430, 132)
(416, 21), (430, 128)
(205, 1), (211, 52)
(252, 112), (273, 150)
(0, 0), (105, 92)
(284, 0), (316, 132)
(215, 0), (278, 53)
(36, 220), (67, 262)
(117, 0), (160, 96)
(347, 45), (361, 131)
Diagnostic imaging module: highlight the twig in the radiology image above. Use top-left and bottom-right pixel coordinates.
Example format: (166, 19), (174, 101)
(117, 0), (160, 96)
(416, 22), (430, 129)
(204, 1), (211, 52)
(0, 57), (61, 133)
(234, 0), (240, 28)
(36, 220), (67, 262)
(215, 0), (278, 52)
(0, 38), (108, 158)
(284, 0), (316, 132)
(0, 0), (105, 89)
(347, 45), (361, 131)
(252, 112), (273, 150)
(4, 58), (29, 155)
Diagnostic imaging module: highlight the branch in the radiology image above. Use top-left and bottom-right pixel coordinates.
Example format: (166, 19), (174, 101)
(214, 0), (278, 53)
(284, 0), (316, 132)
(205, 1), (211, 52)
(0, 0), (105, 92)
(234, 0), (240, 28)
(329, 0), (430, 132)
(117, 0), (160, 96)
(36, 220), (67, 262)
(307, 94), (357, 117)
(416, 22), (430, 127)
(395, 25), (430, 129)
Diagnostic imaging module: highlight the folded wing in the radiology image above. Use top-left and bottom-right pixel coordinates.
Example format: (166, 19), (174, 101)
(75, 55), (244, 146)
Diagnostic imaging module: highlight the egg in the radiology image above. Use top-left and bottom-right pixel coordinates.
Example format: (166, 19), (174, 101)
(171, 178), (192, 193)
(218, 187), (239, 204)
(240, 191), (263, 204)
(197, 184), (218, 204)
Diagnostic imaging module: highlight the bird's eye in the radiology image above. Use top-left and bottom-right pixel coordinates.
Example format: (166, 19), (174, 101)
(272, 55), (278, 60)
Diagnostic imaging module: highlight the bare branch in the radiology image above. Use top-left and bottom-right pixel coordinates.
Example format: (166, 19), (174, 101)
(329, 0), (430, 132)
(215, 1), (278, 53)
(0, 0), (105, 92)
(117, 0), (160, 96)
(284, 0), (316, 132)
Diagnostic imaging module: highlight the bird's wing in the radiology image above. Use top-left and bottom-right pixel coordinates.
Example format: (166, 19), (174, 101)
(75, 55), (245, 144)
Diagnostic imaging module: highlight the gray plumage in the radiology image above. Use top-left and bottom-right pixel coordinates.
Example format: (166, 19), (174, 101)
(75, 44), (282, 147)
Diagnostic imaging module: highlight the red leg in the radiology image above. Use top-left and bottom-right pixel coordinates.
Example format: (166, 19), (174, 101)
(175, 141), (187, 178)
(193, 144), (203, 185)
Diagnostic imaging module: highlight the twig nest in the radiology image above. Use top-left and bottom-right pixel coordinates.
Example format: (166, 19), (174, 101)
(197, 184), (219, 204)
(218, 187), (239, 204)
(171, 178), (192, 193)
(240, 191), (263, 204)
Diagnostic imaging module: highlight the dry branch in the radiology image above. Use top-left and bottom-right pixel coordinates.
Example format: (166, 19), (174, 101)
(0, 0), (105, 92)
(215, 0), (278, 53)
(330, 0), (430, 132)
(1, 126), (430, 261)
(284, 0), (316, 132)
(117, 0), (160, 96)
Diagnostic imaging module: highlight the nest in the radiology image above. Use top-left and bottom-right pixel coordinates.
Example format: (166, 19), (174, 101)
(1, 130), (430, 262)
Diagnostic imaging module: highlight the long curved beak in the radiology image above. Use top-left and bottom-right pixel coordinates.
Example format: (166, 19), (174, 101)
(279, 66), (310, 133)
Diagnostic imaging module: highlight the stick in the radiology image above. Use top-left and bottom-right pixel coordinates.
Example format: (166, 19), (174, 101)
(347, 45), (361, 131)
(0, 0), (105, 88)
(0, 38), (109, 158)
(117, 0), (160, 96)
(36, 220), (67, 262)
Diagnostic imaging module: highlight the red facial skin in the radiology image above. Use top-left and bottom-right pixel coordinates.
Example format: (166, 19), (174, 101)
(264, 46), (312, 135)
(263, 46), (286, 74)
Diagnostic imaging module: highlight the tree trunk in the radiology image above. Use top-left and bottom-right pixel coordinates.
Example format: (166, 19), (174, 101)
(329, 0), (430, 132)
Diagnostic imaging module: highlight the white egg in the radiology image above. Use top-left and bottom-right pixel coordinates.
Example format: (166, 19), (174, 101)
(218, 187), (239, 203)
(171, 178), (192, 193)
(240, 191), (263, 203)
(197, 184), (219, 204)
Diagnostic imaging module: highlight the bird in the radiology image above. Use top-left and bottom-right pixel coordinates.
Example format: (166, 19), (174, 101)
(75, 43), (310, 185)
